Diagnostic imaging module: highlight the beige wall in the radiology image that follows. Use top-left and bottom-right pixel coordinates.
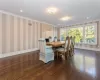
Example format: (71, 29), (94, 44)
(41, 23), (53, 38)
(0, 11), (56, 54)
(41, 23), (58, 38)
(57, 28), (60, 39)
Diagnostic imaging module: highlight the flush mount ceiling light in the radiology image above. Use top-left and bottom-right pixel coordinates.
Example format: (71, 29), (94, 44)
(20, 9), (23, 12)
(46, 7), (58, 14)
(60, 16), (71, 21)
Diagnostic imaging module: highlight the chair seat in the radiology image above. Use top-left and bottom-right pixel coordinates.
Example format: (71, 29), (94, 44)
(56, 48), (65, 52)
(56, 47), (70, 52)
(46, 46), (52, 49)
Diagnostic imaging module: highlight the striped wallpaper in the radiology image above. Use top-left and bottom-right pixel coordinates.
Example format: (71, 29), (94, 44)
(0, 11), (57, 55)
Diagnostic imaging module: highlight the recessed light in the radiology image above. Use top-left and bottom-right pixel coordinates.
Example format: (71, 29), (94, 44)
(60, 16), (71, 21)
(46, 7), (58, 14)
(20, 10), (23, 12)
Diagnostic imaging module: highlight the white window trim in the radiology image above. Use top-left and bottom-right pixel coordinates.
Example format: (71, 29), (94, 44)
(60, 27), (67, 41)
(83, 23), (97, 45)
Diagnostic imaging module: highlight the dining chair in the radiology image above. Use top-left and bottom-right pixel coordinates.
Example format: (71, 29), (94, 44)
(56, 36), (70, 60)
(38, 38), (54, 63)
(72, 36), (75, 53)
(69, 36), (75, 56)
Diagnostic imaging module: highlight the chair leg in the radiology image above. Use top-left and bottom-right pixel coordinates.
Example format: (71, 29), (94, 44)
(70, 50), (72, 57)
(56, 51), (57, 59)
(69, 50), (71, 57)
(69, 49), (73, 57)
(72, 46), (75, 55)
(72, 49), (74, 56)
(63, 53), (66, 60)
(66, 51), (69, 59)
(71, 48), (74, 56)
(57, 52), (59, 59)
(68, 51), (70, 58)
(65, 53), (67, 60)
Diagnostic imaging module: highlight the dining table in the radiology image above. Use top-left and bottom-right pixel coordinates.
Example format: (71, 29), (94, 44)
(46, 41), (65, 58)
(46, 41), (65, 48)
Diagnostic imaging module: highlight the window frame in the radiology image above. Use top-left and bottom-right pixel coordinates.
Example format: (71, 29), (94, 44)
(83, 23), (97, 45)
(60, 27), (67, 41)
(67, 25), (84, 44)
(60, 23), (97, 45)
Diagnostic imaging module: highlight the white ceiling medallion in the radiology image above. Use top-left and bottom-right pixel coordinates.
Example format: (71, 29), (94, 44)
(60, 16), (72, 21)
(46, 7), (58, 14)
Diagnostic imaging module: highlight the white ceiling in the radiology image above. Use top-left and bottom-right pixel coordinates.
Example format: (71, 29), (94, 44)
(0, 0), (100, 26)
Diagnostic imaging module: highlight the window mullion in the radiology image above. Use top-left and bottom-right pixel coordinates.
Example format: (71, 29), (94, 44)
(83, 26), (85, 44)
(95, 24), (97, 44)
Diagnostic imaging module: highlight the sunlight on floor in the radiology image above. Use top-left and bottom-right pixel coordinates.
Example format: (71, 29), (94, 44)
(74, 51), (96, 78)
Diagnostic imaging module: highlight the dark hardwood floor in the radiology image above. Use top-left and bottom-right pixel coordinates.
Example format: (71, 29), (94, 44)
(0, 49), (100, 80)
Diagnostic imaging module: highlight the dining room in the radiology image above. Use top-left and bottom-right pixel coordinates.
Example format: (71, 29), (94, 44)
(0, 0), (100, 80)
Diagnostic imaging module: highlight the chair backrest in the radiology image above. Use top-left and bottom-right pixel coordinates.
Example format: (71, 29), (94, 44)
(70, 36), (75, 47)
(69, 36), (75, 52)
(38, 38), (46, 54)
(70, 36), (73, 48)
(64, 36), (70, 52)
(72, 36), (75, 45)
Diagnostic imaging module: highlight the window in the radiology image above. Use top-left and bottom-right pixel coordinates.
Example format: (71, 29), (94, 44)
(68, 27), (83, 43)
(60, 23), (97, 45)
(84, 24), (97, 44)
(60, 28), (66, 41)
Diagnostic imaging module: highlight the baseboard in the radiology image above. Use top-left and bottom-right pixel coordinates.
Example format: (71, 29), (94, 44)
(0, 47), (99, 58)
(0, 48), (39, 58)
(75, 46), (100, 51)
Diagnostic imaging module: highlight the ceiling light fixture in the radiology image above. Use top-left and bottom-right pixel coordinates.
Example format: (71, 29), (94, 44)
(46, 7), (58, 14)
(60, 16), (71, 21)
(20, 10), (23, 12)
